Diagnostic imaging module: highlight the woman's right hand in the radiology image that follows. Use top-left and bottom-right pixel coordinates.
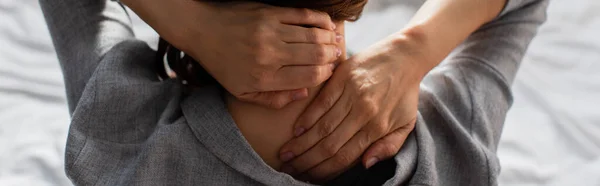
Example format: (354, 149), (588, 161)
(122, 0), (342, 108)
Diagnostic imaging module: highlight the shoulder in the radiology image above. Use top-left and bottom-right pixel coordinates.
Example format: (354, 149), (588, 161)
(69, 40), (184, 143)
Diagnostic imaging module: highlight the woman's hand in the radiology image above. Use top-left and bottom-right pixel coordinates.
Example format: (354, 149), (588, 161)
(278, 0), (507, 180)
(278, 32), (432, 181)
(122, 0), (342, 108)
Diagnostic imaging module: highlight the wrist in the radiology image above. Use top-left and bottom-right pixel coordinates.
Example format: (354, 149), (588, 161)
(392, 0), (508, 78)
(388, 25), (442, 78)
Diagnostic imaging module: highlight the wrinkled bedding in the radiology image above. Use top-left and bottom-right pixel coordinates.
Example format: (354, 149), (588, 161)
(497, 0), (600, 185)
(0, 0), (597, 185)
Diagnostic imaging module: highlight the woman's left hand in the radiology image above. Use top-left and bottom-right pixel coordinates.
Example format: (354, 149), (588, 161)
(278, 32), (436, 181)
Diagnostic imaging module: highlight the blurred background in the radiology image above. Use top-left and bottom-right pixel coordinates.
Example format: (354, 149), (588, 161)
(1, 0), (599, 185)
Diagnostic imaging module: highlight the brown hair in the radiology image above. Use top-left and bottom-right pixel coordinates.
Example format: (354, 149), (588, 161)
(156, 0), (368, 86)
(207, 0), (368, 21)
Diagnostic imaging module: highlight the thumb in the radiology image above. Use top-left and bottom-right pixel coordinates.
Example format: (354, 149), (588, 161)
(237, 88), (309, 109)
(362, 127), (412, 169)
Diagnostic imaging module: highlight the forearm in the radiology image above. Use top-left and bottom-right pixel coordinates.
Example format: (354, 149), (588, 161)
(388, 0), (507, 75)
(380, 0), (548, 184)
(120, 0), (175, 38)
(120, 0), (212, 51)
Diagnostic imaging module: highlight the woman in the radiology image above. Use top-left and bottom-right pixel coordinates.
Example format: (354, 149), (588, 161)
(120, 0), (546, 181)
(40, 0), (547, 185)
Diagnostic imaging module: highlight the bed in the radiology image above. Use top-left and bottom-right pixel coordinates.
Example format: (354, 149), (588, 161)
(0, 0), (598, 185)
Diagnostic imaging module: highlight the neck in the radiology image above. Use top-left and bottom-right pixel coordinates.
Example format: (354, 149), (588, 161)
(226, 22), (346, 170)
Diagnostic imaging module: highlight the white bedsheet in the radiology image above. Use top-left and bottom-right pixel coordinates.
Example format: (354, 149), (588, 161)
(497, 0), (600, 185)
(0, 0), (598, 185)
(0, 1), (155, 185)
(0, 0), (70, 185)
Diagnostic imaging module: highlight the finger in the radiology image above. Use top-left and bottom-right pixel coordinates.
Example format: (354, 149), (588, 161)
(237, 89), (309, 109)
(304, 130), (372, 181)
(281, 106), (366, 175)
(278, 25), (339, 44)
(272, 64), (334, 91)
(276, 7), (335, 30)
(283, 43), (341, 66)
(362, 119), (416, 169)
(291, 66), (347, 137)
(298, 105), (380, 178)
(279, 88), (352, 162)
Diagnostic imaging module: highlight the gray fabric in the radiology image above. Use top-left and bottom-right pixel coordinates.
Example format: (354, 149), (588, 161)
(39, 0), (548, 185)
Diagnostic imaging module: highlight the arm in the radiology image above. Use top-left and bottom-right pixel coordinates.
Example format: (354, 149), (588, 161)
(280, 0), (506, 180)
(396, 0), (508, 75)
(387, 0), (549, 185)
(39, 0), (134, 113)
(280, 0), (545, 182)
(120, 0), (341, 108)
(322, 0), (548, 185)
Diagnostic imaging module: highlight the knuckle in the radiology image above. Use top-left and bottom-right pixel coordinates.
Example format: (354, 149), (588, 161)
(254, 27), (274, 43)
(318, 11), (331, 20)
(372, 120), (389, 135)
(317, 95), (336, 110)
(305, 28), (317, 41)
(319, 141), (338, 157)
(313, 45), (329, 63)
(253, 46), (275, 66)
(358, 134), (372, 150)
(297, 8), (313, 20)
(249, 69), (270, 90)
(359, 96), (379, 118)
(381, 142), (400, 156)
(333, 153), (353, 167)
(307, 28), (322, 42)
(306, 67), (324, 86)
(316, 120), (335, 138)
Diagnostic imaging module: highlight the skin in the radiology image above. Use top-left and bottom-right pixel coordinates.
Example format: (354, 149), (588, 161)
(122, 0), (507, 182)
(122, 0), (342, 108)
(227, 22), (347, 170)
(280, 0), (508, 181)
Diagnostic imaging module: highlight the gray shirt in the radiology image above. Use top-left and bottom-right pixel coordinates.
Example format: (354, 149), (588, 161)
(39, 0), (548, 185)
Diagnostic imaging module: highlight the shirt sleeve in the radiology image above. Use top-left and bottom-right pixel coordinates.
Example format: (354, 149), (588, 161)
(39, 0), (135, 113)
(382, 0), (549, 185)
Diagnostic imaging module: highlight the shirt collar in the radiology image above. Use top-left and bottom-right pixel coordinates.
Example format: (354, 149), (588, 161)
(180, 86), (313, 186)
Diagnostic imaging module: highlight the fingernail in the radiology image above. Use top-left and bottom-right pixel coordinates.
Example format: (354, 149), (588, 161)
(292, 91), (305, 101)
(294, 127), (306, 137)
(329, 63), (336, 71)
(336, 34), (343, 43)
(280, 152), (295, 162)
(332, 23), (337, 30)
(281, 164), (296, 174)
(365, 157), (379, 169)
(336, 48), (342, 57)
